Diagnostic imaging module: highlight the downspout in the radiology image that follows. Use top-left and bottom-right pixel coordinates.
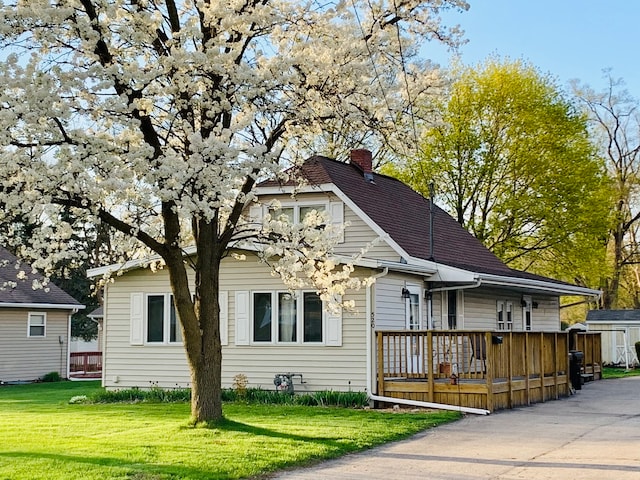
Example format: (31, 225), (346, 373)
(366, 270), (489, 415)
(366, 268), (388, 401)
(66, 308), (78, 380)
(427, 278), (482, 331)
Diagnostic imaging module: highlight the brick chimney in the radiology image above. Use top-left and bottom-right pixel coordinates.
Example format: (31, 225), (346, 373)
(350, 149), (374, 183)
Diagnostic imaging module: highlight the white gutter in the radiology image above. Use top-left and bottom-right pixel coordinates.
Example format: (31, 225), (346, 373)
(0, 303), (85, 310)
(365, 268), (489, 415)
(366, 268), (389, 402)
(428, 278), (482, 293)
(479, 273), (601, 297)
(66, 307), (78, 379)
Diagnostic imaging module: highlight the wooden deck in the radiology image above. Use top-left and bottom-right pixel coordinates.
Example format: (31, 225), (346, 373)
(69, 351), (102, 379)
(377, 331), (601, 412)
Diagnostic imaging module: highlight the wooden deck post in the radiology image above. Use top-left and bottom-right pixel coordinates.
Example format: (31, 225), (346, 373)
(507, 331), (513, 409)
(427, 330), (434, 403)
(377, 331), (384, 397)
(484, 332), (494, 412)
(553, 333), (558, 400)
(539, 332), (545, 403)
(525, 332), (531, 405)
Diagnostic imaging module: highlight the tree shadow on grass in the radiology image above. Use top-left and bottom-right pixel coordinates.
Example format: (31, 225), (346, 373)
(0, 422), (350, 480)
(0, 451), (216, 480)
(215, 418), (343, 445)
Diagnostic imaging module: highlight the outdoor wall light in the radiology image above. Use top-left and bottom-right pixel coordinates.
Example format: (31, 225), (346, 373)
(401, 287), (411, 299)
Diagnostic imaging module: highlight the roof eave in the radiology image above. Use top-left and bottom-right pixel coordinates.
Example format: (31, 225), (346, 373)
(479, 273), (601, 297)
(0, 302), (85, 310)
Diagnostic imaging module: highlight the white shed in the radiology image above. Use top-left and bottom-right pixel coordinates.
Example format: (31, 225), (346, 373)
(586, 310), (640, 368)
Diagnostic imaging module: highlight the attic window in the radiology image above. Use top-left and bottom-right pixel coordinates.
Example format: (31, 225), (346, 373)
(269, 204), (326, 224)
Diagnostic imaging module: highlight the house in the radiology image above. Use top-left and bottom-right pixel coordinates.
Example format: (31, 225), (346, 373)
(88, 150), (600, 412)
(70, 306), (103, 354)
(0, 246), (84, 382)
(586, 310), (640, 368)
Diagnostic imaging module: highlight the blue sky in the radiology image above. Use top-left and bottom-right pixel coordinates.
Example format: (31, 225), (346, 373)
(425, 0), (640, 96)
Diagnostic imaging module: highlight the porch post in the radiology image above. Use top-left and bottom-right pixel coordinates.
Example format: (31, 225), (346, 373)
(507, 331), (513, 409)
(484, 332), (493, 412)
(377, 331), (384, 397)
(525, 332), (531, 405)
(427, 330), (434, 403)
(539, 332), (545, 403)
(553, 333), (559, 400)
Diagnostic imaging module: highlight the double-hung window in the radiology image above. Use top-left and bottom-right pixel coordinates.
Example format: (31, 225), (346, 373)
(252, 291), (323, 344)
(522, 296), (532, 331)
(146, 294), (182, 344)
(497, 301), (513, 330)
(270, 204), (326, 224)
(28, 312), (46, 337)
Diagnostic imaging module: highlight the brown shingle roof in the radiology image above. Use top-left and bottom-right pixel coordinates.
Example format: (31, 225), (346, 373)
(261, 156), (577, 287)
(0, 246), (82, 307)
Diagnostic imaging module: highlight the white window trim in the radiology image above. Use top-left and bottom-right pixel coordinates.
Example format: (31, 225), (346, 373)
(268, 201), (329, 225)
(496, 300), (514, 331)
(27, 312), (46, 338)
(443, 290), (463, 330)
(144, 293), (182, 345)
(404, 284), (422, 330)
(250, 290), (326, 345)
(522, 295), (533, 331)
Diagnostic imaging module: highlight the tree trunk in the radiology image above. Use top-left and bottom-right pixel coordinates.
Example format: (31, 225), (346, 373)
(164, 238), (224, 424)
(189, 310), (223, 423)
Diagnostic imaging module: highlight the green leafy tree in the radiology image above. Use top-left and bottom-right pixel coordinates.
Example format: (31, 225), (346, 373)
(385, 58), (611, 286)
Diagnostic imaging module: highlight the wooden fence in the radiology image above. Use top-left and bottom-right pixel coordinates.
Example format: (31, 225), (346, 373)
(376, 330), (601, 412)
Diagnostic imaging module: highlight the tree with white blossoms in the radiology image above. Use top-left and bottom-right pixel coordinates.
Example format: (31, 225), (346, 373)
(0, 0), (466, 423)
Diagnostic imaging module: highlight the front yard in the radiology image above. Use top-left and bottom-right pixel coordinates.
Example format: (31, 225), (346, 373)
(0, 382), (459, 479)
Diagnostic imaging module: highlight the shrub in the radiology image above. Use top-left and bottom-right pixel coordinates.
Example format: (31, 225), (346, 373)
(69, 395), (89, 404)
(88, 384), (368, 408)
(635, 341), (640, 363)
(232, 373), (249, 400)
(41, 371), (61, 382)
(90, 386), (191, 404)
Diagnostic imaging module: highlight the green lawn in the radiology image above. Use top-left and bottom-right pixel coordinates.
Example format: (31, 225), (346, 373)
(602, 366), (640, 379)
(0, 382), (459, 479)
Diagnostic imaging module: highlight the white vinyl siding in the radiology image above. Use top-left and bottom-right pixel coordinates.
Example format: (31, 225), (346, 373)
(102, 255), (366, 392)
(438, 289), (561, 331)
(0, 309), (69, 382)
(336, 205), (402, 261)
(374, 273), (426, 331)
(256, 192), (401, 261)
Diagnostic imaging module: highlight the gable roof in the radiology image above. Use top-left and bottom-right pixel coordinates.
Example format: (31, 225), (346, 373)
(586, 310), (640, 323)
(260, 155), (598, 295)
(0, 246), (83, 309)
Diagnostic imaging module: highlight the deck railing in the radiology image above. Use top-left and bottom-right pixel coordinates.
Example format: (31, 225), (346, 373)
(69, 351), (103, 374)
(376, 330), (601, 412)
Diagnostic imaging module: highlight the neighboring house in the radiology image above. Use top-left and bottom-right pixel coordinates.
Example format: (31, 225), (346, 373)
(88, 150), (599, 410)
(0, 246), (84, 382)
(586, 310), (640, 367)
(70, 306), (103, 353)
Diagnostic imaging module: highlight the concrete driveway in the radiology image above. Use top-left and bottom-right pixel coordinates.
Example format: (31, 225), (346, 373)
(272, 377), (640, 479)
